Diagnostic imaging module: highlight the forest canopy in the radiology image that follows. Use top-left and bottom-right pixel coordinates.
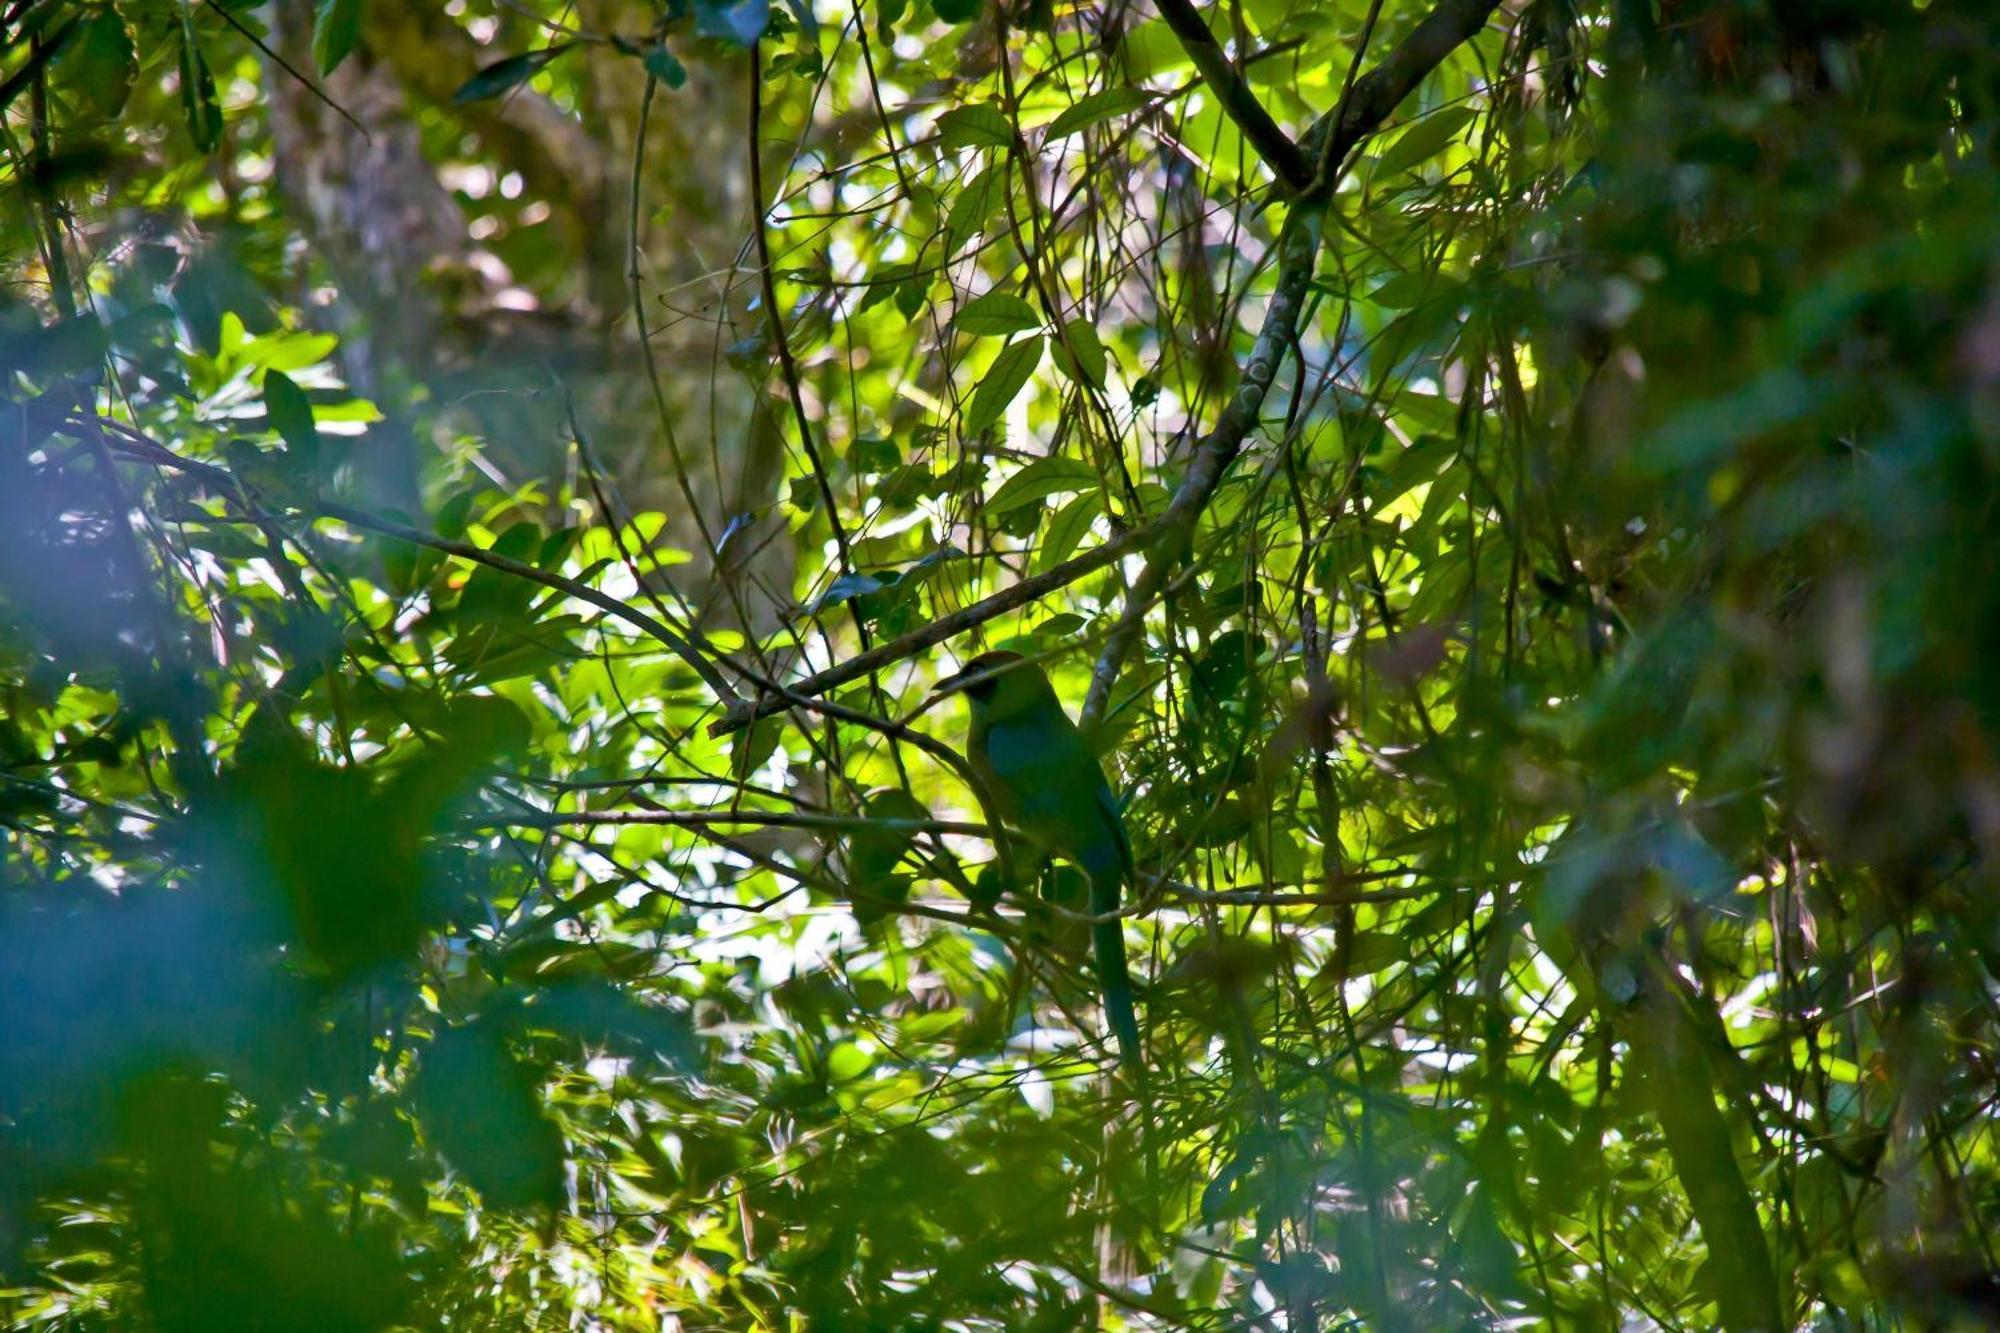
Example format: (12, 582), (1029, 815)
(3, 0), (1999, 1328)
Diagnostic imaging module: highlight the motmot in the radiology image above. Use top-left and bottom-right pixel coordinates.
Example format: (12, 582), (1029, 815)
(932, 650), (1143, 1077)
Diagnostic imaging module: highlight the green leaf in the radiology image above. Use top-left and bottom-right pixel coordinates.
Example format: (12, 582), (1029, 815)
(1045, 87), (1150, 140)
(1372, 106), (1476, 180)
(1052, 318), (1107, 388)
(988, 455), (1098, 516)
(453, 43), (574, 103)
(177, 25), (223, 153)
(263, 370), (320, 462)
(846, 435), (901, 473)
(69, 10), (136, 118)
(0, 17), (79, 118)
(955, 291), (1041, 338)
(644, 45), (687, 89)
(1034, 492), (1101, 572)
(849, 788), (929, 886)
(963, 336), (1044, 435)
(932, 0), (981, 23)
(1368, 434), (1454, 510)
(938, 103), (1013, 151)
(943, 166), (1004, 256)
(783, 0), (820, 39)
(1368, 270), (1458, 310)
(313, 0), (363, 76)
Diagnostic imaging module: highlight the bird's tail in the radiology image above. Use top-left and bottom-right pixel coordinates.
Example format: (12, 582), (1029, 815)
(1090, 867), (1144, 1081)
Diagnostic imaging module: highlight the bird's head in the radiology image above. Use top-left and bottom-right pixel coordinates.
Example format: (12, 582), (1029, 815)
(931, 650), (1062, 723)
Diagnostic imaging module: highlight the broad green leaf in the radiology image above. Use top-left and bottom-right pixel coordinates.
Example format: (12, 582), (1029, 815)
(264, 370), (320, 462)
(1045, 87), (1150, 140)
(955, 291), (1041, 338)
(987, 455), (1097, 515)
(944, 166), (1005, 255)
(938, 103), (1013, 151)
(69, 10), (135, 118)
(1368, 434), (1454, 510)
(963, 336), (1044, 434)
(1052, 318), (1107, 388)
(1368, 270), (1461, 310)
(1035, 492), (1101, 572)
(313, 0), (363, 76)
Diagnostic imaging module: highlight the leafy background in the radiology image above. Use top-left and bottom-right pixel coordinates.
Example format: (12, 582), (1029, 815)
(4, 0), (1999, 1328)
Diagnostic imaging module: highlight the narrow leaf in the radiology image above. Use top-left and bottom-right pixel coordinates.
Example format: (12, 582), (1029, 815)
(454, 44), (574, 104)
(177, 26), (224, 153)
(1045, 87), (1150, 140)
(964, 336), (1044, 435)
(1373, 106), (1476, 180)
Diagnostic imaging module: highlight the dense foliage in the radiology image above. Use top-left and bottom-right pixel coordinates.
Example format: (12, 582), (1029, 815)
(4, 0), (1999, 1327)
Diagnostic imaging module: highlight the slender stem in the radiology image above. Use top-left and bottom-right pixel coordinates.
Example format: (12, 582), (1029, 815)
(749, 40), (853, 571)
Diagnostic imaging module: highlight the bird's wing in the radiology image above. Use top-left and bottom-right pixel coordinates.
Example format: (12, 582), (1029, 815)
(1096, 777), (1133, 885)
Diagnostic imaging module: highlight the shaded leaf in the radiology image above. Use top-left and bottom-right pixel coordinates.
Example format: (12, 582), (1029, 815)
(263, 369), (319, 463)
(1373, 106), (1476, 180)
(454, 44), (574, 104)
(313, 0), (363, 76)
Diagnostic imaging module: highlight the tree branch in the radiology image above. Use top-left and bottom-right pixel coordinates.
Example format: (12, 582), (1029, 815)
(1081, 201), (1324, 724)
(1301, 0), (1505, 198)
(84, 418), (742, 707)
(1080, 0), (1505, 723)
(705, 522), (1153, 737)
(1151, 0), (1312, 190)
(711, 0), (1508, 737)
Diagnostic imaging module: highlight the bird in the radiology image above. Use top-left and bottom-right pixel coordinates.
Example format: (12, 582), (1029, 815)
(932, 650), (1143, 1078)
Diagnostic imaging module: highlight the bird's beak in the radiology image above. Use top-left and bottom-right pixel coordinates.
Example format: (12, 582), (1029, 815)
(931, 664), (978, 697)
(932, 660), (1005, 697)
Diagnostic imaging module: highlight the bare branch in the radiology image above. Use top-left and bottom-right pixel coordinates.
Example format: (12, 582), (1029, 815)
(1082, 0), (1506, 723)
(1151, 0), (1312, 190)
(705, 522), (1153, 737)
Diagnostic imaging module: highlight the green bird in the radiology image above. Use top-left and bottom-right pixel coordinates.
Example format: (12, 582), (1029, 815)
(933, 650), (1143, 1077)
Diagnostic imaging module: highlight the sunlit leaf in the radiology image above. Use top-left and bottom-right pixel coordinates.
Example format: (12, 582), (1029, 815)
(963, 335), (1043, 434)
